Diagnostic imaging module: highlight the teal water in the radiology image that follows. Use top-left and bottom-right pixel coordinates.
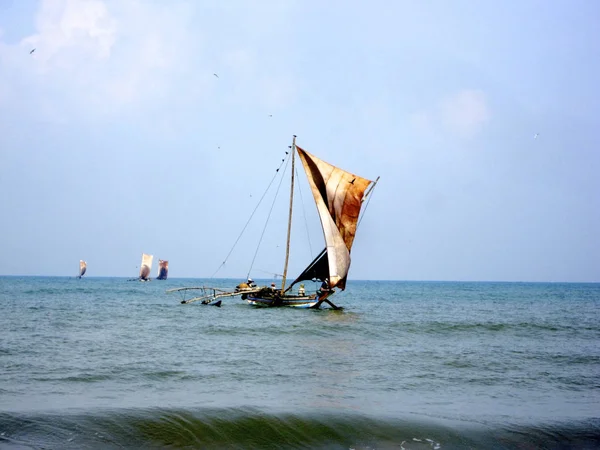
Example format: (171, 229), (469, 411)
(0, 277), (599, 449)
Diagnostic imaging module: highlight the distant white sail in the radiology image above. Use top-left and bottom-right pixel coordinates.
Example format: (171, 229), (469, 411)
(139, 253), (153, 280)
(78, 260), (87, 278)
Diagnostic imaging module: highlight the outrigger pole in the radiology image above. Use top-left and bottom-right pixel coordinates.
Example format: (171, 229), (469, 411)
(363, 176), (380, 201)
(280, 135), (296, 296)
(167, 286), (263, 305)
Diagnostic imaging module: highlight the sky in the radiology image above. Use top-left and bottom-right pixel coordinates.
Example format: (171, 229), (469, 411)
(0, 0), (599, 282)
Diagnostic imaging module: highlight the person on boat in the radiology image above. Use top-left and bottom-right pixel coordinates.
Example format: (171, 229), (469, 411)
(247, 278), (256, 288)
(235, 279), (253, 291)
(317, 279), (331, 297)
(270, 282), (277, 291)
(298, 284), (305, 296)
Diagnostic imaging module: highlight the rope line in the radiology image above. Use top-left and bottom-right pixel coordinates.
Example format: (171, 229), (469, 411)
(357, 179), (378, 231)
(246, 154), (291, 279)
(209, 156), (288, 279)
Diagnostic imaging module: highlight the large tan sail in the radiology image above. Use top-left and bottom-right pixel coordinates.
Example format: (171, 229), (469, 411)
(296, 146), (373, 290)
(157, 259), (169, 280)
(139, 253), (153, 280)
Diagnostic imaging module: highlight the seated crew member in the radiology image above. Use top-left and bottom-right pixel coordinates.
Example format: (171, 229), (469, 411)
(317, 279), (330, 296)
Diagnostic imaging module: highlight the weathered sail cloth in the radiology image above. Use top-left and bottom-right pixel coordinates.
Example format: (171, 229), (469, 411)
(140, 253), (153, 280)
(296, 146), (372, 290)
(157, 260), (169, 280)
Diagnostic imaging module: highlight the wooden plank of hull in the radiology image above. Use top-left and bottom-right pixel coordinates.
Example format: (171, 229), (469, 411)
(246, 298), (318, 308)
(245, 292), (339, 309)
(245, 294), (318, 308)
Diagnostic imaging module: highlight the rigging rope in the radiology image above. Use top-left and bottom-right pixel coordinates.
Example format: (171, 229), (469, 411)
(356, 179), (378, 231)
(246, 154), (291, 279)
(209, 156), (288, 279)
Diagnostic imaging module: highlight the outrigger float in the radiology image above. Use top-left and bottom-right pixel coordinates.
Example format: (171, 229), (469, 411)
(169, 135), (378, 309)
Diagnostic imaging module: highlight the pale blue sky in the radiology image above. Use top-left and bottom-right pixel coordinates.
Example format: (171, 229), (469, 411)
(0, 0), (598, 282)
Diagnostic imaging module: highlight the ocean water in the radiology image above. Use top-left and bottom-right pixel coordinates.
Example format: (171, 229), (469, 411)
(0, 276), (599, 449)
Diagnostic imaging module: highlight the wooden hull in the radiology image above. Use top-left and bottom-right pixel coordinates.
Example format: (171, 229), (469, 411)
(245, 295), (318, 308)
(244, 291), (336, 309)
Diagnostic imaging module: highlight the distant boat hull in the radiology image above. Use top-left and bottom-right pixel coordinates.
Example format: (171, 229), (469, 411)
(157, 270), (168, 280)
(139, 268), (151, 280)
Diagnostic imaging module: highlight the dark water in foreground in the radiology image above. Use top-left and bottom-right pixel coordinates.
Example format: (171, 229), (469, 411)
(0, 277), (599, 449)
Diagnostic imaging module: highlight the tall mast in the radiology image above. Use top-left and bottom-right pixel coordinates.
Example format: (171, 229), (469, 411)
(280, 135), (296, 294)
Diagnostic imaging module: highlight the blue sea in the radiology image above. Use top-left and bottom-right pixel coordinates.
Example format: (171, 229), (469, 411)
(0, 277), (599, 449)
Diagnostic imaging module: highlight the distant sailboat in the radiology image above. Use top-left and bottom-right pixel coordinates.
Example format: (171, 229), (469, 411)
(78, 260), (87, 279)
(157, 259), (168, 280)
(139, 253), (153, 281)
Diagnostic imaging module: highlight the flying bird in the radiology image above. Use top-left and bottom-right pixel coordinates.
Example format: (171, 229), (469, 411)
(213, 73), (219, 78)
(349, 178), (356, 185)
(534, 133), (539, 139)
(268, 114), (272, 117)
(30, 48), (36, 54)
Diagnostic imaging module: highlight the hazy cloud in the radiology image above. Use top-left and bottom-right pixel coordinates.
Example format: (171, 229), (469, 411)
(0, 0), (199, 119)
(23, 0), (117, 67)
(408, 110), (434, 135)
(410, 89), (491, 139)
(0, 0), (301, 121)
(440, 89), (490, 137)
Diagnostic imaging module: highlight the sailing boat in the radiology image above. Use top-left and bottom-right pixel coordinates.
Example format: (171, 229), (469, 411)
(77, 260), (87, 279)
(169, 135), (378, 309)
(157, 259), (169, 280)
(243, 135), (378, 309)
(139, 253), (153, 281)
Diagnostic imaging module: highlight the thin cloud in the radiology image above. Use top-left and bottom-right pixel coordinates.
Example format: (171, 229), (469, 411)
(410, 89), (491, 139)
(0, 0), (192, 117)
(0, 0), (301, 121)
(408, 110), (434, 135)
(22, 0), (117, 67)
(440, 89), (490, 137)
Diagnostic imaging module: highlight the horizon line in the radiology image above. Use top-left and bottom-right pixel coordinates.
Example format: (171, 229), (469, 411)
(0, 275), (598, 284)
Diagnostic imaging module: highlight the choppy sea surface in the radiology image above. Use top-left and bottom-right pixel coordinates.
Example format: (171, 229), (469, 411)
(0, 276), (599, 449)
